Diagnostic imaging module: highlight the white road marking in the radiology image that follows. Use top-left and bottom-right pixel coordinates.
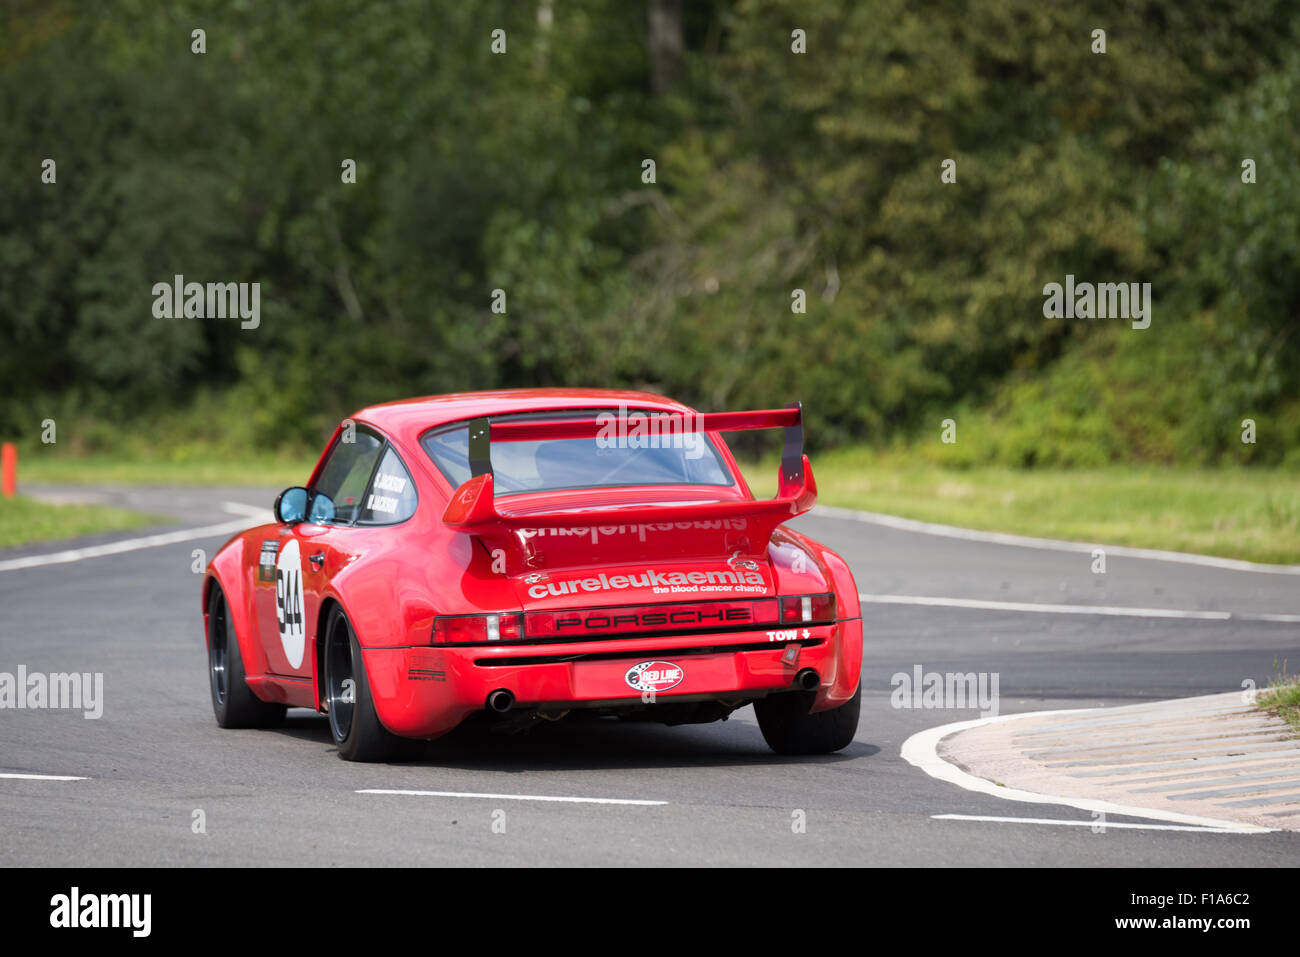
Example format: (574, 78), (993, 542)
(357, 788), (666, 806)
(0, 772), (86, 781)
(815, 504), (1300, 575)
(219, 501), (273, 519)
(859, 592), (1300, 622)
(931, 814), (1242, 833)
(900, 709), (1273, 833)
(0, 502), (271, 572)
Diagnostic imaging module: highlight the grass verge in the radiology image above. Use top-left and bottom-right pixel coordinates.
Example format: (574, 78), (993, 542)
(10, 446), (1300, 564)
(17, 452), (318, 488)
(740, 451), (1300, 565)
(0, 495), (166, 550)
(1257, 670), (1300, 735)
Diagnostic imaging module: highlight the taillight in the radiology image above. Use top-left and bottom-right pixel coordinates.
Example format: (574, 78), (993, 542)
(432, 613), (523, 644)
(779, 593), (836, 624)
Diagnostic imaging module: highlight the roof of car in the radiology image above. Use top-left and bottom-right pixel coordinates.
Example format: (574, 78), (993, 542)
(352, 388), (697, 447)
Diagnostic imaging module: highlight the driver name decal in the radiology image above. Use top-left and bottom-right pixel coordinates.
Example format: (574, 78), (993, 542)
(366, 472), (406, 515)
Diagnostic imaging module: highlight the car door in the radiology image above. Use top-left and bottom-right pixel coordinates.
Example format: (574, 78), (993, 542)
(294, 442), (421, 679)
(256, 429), (386, 678)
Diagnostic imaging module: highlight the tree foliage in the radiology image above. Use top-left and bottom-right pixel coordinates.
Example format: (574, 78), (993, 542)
(1, 0), (1296, 462)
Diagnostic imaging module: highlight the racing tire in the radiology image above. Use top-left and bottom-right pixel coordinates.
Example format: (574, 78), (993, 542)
(755, 682), (860, 755)
(208, 584), (286, 729)
(323, 605), (423, 763)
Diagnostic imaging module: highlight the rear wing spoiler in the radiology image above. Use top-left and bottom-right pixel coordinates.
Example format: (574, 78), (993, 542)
(442, 403), (816, 532)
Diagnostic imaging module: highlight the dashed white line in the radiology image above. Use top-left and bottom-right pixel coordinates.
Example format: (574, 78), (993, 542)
(932, 814), (1243, 833)
(357, 788), (666, 806)
(0, 772), (86, 781)
(859, 593), (1300, 622)
(816, 504), (1300, 575)
(217, 501), (274, 519)
(0, 502), (270, 572)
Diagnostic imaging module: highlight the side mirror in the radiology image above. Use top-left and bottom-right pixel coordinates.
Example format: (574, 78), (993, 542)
(307, 492), (336, 524)
(274, 487), (309, 524)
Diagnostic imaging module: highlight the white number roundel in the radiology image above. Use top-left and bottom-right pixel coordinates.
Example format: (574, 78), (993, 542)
(275, 539), (306, 668)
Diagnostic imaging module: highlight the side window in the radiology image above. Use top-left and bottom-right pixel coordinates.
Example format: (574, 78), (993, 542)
(312, 430), (384, 524)
(358, 447), (418, 524)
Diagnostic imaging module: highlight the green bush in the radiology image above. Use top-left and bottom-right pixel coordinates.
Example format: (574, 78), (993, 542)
(1, 1), (1297, 467)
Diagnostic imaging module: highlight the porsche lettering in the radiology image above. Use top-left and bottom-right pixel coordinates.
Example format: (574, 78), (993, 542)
(556, 606), (752, 631)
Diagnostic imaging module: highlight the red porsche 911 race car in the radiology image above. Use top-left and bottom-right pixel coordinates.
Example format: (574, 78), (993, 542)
(202, 390), (862, 761)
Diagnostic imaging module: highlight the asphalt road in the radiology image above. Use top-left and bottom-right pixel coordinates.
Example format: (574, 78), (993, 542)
(1, 485), (1297, 866)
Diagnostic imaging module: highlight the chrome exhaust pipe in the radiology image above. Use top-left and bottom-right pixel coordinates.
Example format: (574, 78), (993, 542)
(486, 689), (515, 713)
(795, 668), (820, 691)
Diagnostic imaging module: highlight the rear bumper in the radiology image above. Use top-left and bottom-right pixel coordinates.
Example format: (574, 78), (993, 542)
(362, 618), (862, 739)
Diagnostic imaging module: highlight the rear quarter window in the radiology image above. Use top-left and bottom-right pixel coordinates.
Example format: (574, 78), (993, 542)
(357, 447), (418, 524)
